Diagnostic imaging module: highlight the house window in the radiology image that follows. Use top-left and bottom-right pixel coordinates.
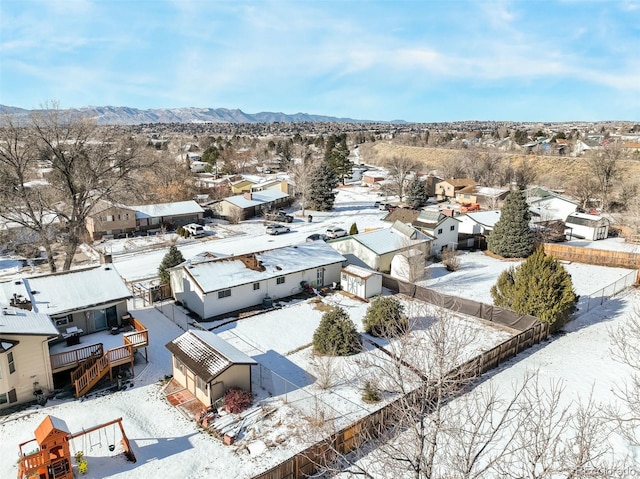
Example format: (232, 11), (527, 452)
(276, 276), (285, 285)
(0, 393), (6, 405)
(437, 228), (443, 234)
(174, 357), (186, 375)
(54, 316), (72, 327)
(196, 376), (206, 392)
(253, 282), (260, 291)
(8, 352), (15, 374)
(450, 225), (455, 231)
(218, 289), (231, 299)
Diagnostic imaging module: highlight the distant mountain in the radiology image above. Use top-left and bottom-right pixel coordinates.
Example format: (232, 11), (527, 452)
(0, 105), (383, 125)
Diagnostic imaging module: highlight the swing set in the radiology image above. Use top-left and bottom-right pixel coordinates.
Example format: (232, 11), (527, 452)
(17, 415), (136, 479)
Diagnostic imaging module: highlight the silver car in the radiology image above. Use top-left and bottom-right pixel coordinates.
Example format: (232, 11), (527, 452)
(266, 224), (290, 235)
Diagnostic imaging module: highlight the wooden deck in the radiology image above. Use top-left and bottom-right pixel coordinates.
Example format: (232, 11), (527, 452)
(50, 343), (104, 373)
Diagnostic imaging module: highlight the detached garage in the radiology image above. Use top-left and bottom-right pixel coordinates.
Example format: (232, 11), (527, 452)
(166, 330), (257, 407)
(341, 265), (382, 300)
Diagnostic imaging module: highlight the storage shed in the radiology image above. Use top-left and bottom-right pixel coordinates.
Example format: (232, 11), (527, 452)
(340, 265), (382, 300)
(565, 212), (610, 241)
(166, 330), (257, 407)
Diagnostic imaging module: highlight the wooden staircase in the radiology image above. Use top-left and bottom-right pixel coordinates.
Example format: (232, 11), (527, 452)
(74, 345), (134, 397)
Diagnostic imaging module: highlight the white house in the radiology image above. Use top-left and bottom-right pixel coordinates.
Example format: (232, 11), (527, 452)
(565, 212), (610, 241)
(165, 330), (257, 407)
(526, 187), (578, 222)
(340, 265), (382, 300)
(169, 242), (345, 320)
(413, 210), (461, 257)
(329, 221), (431, 273)
(0, 306), (59, 410)
(456, 211), (502, 250)
(219, 190), (290, 221)
(131, 200), (205, 229)
(0, 265), (132, 336)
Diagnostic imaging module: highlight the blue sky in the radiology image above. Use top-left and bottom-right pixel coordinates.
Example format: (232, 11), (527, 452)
(1, 0), (638, 122)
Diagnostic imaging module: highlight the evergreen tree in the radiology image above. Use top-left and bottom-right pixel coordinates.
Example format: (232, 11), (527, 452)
(349, 222), (359, 235)
(363, 296), (408, 337)
(158, 245), (185, 284)
(313, 307), (361, 356)
(307, 162), (339, 211)
(325, 134), (351, 185)
(405, 176), (429, 209)
(491, 248), (578, 331)
(487, 190), (534, 258)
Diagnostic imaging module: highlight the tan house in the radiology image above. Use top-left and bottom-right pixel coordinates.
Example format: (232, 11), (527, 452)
(230, 178), (256, 195)
(85, 201), (137, 240)
(165, 330), (257, 407)
(0, 307), (59, 410)
(435, 178), (476, 201)
(250, 178), (290, 195)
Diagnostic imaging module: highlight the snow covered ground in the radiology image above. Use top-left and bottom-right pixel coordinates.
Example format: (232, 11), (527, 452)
(2, 185), (640, 478)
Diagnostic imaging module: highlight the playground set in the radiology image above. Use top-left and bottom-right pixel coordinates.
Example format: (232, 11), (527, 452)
(17, 415), (136, 479)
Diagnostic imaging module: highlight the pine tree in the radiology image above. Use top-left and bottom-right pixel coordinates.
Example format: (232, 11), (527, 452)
(363, 296), (408, 337)
(313, 307), (361, 356)
(325, 134), (351, 185)
(307, 162), (339, 211)
(487, 190), (534, 258)
(491, 248), (578, 331)
(349, 222), (359, 235)
(405, 176), (429, 209)
(158, 245), (185, 284)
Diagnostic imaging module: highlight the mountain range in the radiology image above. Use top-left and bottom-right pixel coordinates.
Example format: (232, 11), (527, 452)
(0, 105), (384, 125)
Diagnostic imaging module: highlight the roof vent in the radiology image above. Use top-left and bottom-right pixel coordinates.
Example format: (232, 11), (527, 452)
(104, 266), (111, 270)
(14, 281), (21, 285)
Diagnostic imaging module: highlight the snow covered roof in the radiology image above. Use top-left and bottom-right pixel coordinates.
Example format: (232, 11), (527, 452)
(0, 265), (132, 317)
(179, 241), (345, 293)
(131, 200), (204, 219)
(461, 210), (502, 228)
(165, 330), (256, 383)
(566, 212), (609, 227)
(342, 265), (378, 279)
(339, 223), (431, 255)
(0, 306), (58, 336)
(224, 190), (288, 209)
(475, 186), (509, 197)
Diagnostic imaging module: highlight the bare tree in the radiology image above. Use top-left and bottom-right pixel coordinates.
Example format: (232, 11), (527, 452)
(384, 155), (418, 201)
(566, 172), (600, 211)
(289, 148), (317, 217)
(461, 149), (506, 187)
(0, 115), (59, 271)
(586, 141), (623, 212)
(26, 107), (153, 270)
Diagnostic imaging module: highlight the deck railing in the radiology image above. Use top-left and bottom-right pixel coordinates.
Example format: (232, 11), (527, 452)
(50, 343), (104, 372)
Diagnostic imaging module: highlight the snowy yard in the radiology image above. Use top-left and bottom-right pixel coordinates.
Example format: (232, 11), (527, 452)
(2, 185), (640, 478)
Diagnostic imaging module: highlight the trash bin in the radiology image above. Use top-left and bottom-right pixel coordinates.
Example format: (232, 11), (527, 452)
(308, 215), (313, 223)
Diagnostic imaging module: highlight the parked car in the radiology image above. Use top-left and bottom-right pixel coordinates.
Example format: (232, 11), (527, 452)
(326, 227), (348, 239)
(183, 223), (205, 237)
(264, 210), (294, 223)
(266, 224), (290, 235)
(306, 233), (328, 242)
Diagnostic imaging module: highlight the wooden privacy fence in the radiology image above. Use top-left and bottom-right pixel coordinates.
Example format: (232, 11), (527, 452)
(542, 243), (640, 277)
(252, 295), (549, 479)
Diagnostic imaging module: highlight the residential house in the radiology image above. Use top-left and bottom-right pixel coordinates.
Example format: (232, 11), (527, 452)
(169, 241), (345, 320)
(166, 330), (257, 407)
(0, 265), (132, 336)
(413, 209), (461, 257)
(424, 174), (444, 198)
(250, 178), (290, 195)
(361, 170), (387, 186)
(434, 178), (476, 201)
(456, 186), (510, 209)
(457, 210), (502, 249)
(329, 221), (431, 273)
(0, 306), (58, 410)
(132, 200), (204, 231)
(229, 178), (256, 195)
(565, 212), (610, 241)
(85, 200), (137, 240)
(219, 190), (289, 221)
(526, 187), (578, 222)
(86, 200), (205, 240)
(340, 265), (382, 300)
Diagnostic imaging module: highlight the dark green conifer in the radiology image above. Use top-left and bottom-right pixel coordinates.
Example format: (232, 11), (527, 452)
(313, 307), (361, 356)
(488, 190), (534, 258)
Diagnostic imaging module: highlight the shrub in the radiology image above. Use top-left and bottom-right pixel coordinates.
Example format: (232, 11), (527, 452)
(349, 222), (359, 235)
(362, 380), (381, 403)
(223, 388), (252, 413)
(441, 248), (461, 272)
(363, 296), (408, 338)
(491, 248), (578, 331)
(313, 307), (361, 356)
